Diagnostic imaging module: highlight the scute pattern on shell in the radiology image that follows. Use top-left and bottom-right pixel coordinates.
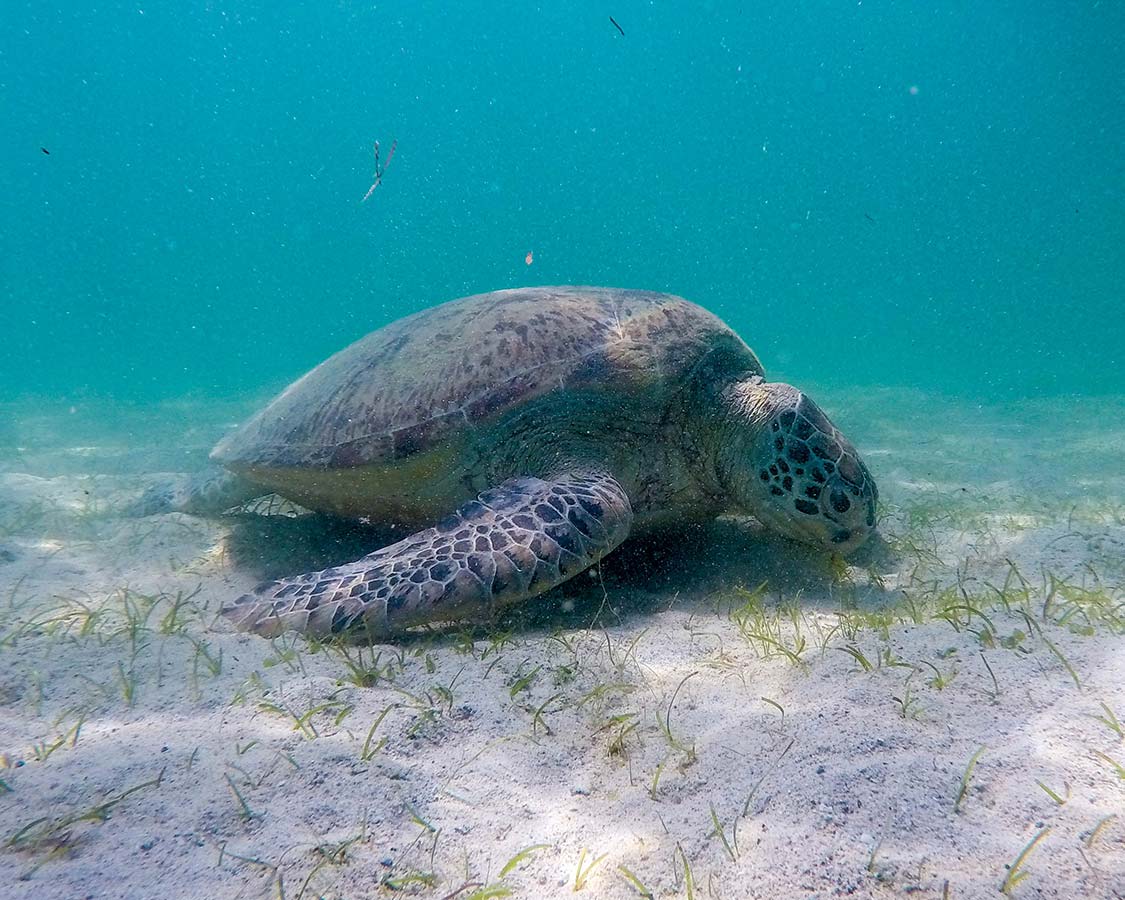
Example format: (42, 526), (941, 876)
(212, 286), (759, 471)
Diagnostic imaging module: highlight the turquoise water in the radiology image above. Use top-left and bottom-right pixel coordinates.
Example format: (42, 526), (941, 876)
(2, 9), (1124, 896)
(4, 2), (1122, 402)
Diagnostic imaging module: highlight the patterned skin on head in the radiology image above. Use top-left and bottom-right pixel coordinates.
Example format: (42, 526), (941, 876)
(722, 381), (877, 553)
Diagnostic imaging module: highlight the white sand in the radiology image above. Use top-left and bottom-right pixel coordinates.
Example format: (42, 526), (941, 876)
(1, 390), (1122, 899)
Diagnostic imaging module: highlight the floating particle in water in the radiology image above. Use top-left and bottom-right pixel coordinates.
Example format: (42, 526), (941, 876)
(361, 138), (397, 202)
(525, 251), (534, 266)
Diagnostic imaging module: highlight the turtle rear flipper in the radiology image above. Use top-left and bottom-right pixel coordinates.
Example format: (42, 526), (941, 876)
(221, 470), (633, 640)
(129, 468), (260, 516)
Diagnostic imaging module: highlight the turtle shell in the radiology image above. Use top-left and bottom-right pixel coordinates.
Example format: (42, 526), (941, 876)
(212, 286), (762, 473)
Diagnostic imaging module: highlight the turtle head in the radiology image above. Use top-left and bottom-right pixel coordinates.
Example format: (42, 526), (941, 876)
(717, 379), (878, 553)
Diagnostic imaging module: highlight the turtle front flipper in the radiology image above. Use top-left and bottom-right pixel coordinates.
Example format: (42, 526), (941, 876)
(221, 470), (633, 640)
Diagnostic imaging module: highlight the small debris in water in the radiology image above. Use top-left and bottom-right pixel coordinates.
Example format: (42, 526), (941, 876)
(609, 16), (625, 36)
(361, 138), (397, 202)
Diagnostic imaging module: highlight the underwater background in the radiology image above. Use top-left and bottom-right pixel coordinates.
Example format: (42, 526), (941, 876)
(3, 1), (1122, 403)
(3, 7), (1125, 898)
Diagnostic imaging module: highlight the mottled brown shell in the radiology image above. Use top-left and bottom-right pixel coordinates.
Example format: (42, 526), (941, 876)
(212, 286), (762, 471)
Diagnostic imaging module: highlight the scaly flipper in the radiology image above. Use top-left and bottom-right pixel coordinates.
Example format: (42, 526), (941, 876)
(129, 467), (262, 516)
(221, 470), (633, 640)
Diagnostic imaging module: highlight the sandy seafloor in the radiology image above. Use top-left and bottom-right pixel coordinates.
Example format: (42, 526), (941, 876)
(0, 388), (1122, 900)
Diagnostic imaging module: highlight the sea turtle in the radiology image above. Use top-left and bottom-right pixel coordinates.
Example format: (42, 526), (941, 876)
(143, 287), (877, 640)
